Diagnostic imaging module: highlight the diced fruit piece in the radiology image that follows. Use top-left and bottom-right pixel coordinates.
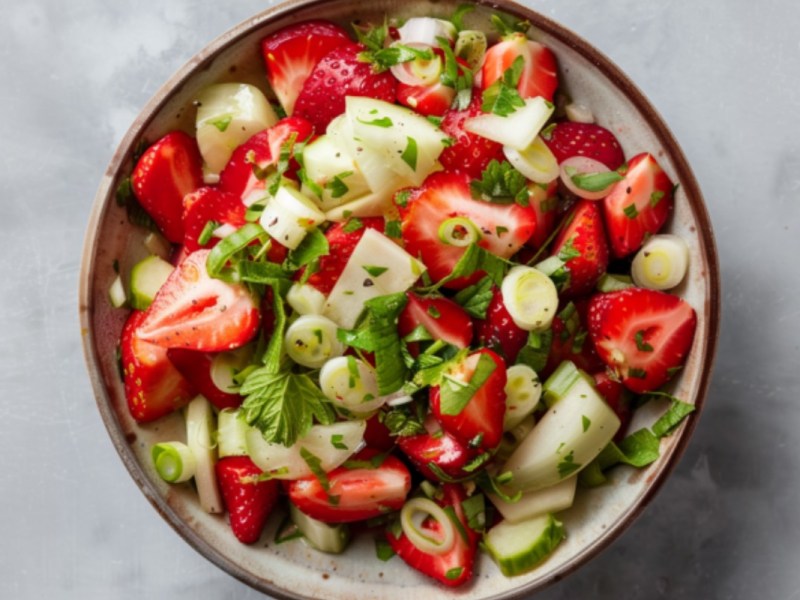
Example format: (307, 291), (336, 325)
(550, 200), (610, 297)
(397, 80), (455, 117)
(397, 414), (478, 482)
(216, 455), (280, 543)
(131, 131), (203, 243)
(284, 314), (344, 368)
(217, 409), (249, 458)
(500, 364), (621, 492)
(483, 513), (565, 576)
(186, 395), (224, 513)
(387, 483), (478, 587)
(500, 266), (559, 331)
(108, 275), (127, 308)
(129, 255), (174, 311)
(503, 364), (541, 431)
(630, 234), (690, 290)
(475, 288), (528, 364)
(288, 449), (411, 523)
(481, 33), (559, 102)
(398, 172), (536, 288)
(121, 310), (195, 423)
(322, 228), (426, 329)
(319, 356), (383, 415)
(430, 349), (507, 450)
(166, 349), (243, 410)
(438, 93), (506, 178)
(395, 17), (457, 46)
(542, 121), (625, 170)
(454, 30), (488, 70)
(464, 96), (554, 151)
(293, 44), (397, 130)
(289, 502), (351, 553)
(182, 187), (246, 252)
(299, 134), (370, 209)
(195, 83), (278, 177)
(488, 476), (576, 524)
(261, 20), (352, 116)
(136, 249), (260, 352)
(398, 292), (474, 351)
(258, 186), (326, 250)
(587, 288), (697, 394)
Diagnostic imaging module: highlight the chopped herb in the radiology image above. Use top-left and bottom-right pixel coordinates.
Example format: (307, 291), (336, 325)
(283, 227), (329, 271)
(394, 189), (411, 208)
(403, 324), (433, 343)
(623, 203), (639, 219)
(438, 37), (473, 110)
(197, 220), (220, 247)
(450, 3), (474, 31)
(352, 19), (388, 52)
(568, 170), (624, 192)
(650, 190), (665, 207)
(628, 367), (648, 379)
(326, 171), (353, 199)
(427, 305), (441, 319)
(557, 450), (581, 478)
(375, 537), (396, 561)
(439, 352), (497, 416)
(634, 330), (654, 352)
(401, 136), (418, 171)
(452, 275), (494, 319)
(298, 168), (324, 199)
(358, 116), (393, 128)
(647, 393), (696, 438)
(385, 220), (402, 238)
(342, 217), (364, 233)
(346, 355), (359, 389)
(470, 159), (530, 206)
(461, 494), (486, 532)
(362, 44), (433, 72)
(330, 433), (348, 450)
(268, 132), (299, 196)
(463, 452), (491, 472)
(362, 264), (389, 278)
(207, 114), (233, 132)
(490, 13), (530, 36)
(481, 55), (525, 116)
(556, 236), (582, 262)
(496, 225), (509, 236)
(582, 415), (591, 432)
(381, 405), (425, 437)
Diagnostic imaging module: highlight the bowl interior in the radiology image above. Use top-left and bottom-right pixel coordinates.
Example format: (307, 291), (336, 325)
(79, 1), (720, 598)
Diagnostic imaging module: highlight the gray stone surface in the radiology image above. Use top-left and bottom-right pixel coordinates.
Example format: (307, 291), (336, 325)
(1, 1), (797, 598)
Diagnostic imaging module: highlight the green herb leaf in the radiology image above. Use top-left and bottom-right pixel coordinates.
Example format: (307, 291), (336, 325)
(623, 203), (639, 219)
(197, 220), (220, 247)
(207, 114), (233, 132)
(401, 136), (418, 171)
(445, 567), (464, 581)
(634, 330), (654, 352)
(628, 367), (648, 379)
(358, 116), (393, 128)
(269, 132), (299, 196)
(582, 415), (591, 432)
(362, 44), (433, 72)
(569, 170), (623, 192)
(385, 220), (402, 238)
(650, 190), (665, 207)
(439, 352), (497, 415)
(461, 494), (486, 532)
(326, 171), (354, 199)
(381, 405), (426, 437)
(453, 275), (495, 319)
(515, 329), (552, 372)
(490, 13), (530, 36)
(375, 537), (396, 561)
(450, 4), (474, 31)
(206, 223), (269, 282)
(283, 228), (329, 272)
(342, 217), (364, 233)
(649, 395), (696, 438)
(362, 264), (389, 278)
(470, 159), (530, 206)
(556, 236), (582, 262)
(557, 450), (581, 479)
(331, 433), (348, 450)
(353, 19), (388, 52)
(481, 55), (526, 116)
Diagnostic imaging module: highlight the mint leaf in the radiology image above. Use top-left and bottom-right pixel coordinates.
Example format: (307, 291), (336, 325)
(634, 330), (654, 352)
(569, 170), (623, 192)
(362, 44), (433, 72)
(481, 55), (525, 116)
(650, 396), (696, 438)
(342, 217), (364, 233)
(362, 264), (389, 278)
(557, 450), (581, 478)
(515, 329), (553, 373)
(439, 352), (497, 415)
(401, 136), (418, 171)
(352, 19), (387, 52)
(470, 159), (529, 205)
(326, 171), (353, 199)
(453, 275), (495, 319)
(283, 228), (329, 271)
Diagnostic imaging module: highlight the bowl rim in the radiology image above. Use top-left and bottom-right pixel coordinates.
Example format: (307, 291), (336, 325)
(79, 0), (721, 598)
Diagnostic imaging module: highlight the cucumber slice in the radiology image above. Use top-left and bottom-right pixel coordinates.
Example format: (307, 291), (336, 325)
(129, 255), (174, 310)
(488, 476), (577, 523)
(464, 96), (554, 151)
(186, 395), (223, 513)
(290, 502), (351, 554)
(258, 185), (326, 250)
(319, 356), (383, 415)
(195, 83), (277, 176)
(484, 513), (565, 576)
(284, 314), (345, 368)
(217, 409), (249, 458)
(500, 367), (621, 492)
(503, 364), (541, 431)
(500, 265), (558, 332)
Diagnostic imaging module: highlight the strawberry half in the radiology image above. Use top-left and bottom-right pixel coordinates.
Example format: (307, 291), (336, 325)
(293, 44), (397, 130)
(481, 32), (558, 102)
(475, 287), (528, 364)
(216, 456), (280, 544)
(398, 292), (474, 352)
(429, 349), (507, 450)
(166, 348), (243, 410)
(398, 172), (536, 289)
(182, 187), (246, 252)
(261, 20), (352, 116)
(120, 310), (195, 423)
(438, 93), (505, 178)
(387, 483), (479, 587)
(542, 121), (625, 170)
(303, 217), (385, 295)
(587, 288), (697, 394)
(592, 370), (633, 442)
(603, 152), (674, 258)
(550, 199), (610, 297)
(136, 249), (260, 352)
(131, 131), (203, 243)
(544, 298), (605, 378)
(397, 415), (479, 482)
(527, 179), (560, 250)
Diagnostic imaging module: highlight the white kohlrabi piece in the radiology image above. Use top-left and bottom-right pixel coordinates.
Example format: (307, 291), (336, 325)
(323, 189), (397, 221)
(185, 395), (223, 513)
(631, 234), (690, 291)
(217, 409), (249, 458)
(464, 96), (554, 150)
(396, 17), (456, 46)
(323, 228), (426, 328)
(488, 476), (577, 523)
(259, 185), (326, 249)
(300, 134), (371, 209)
(503, 364), (542, 431)
(319, 356), (384, 415)
(501, 266), (559, 332)
(503, 136), (560, 184)
(195, 83), (277, 176)
(286, 282), (327, 316)
(245, 420), (366, 479)
(284, 314), (345, 369)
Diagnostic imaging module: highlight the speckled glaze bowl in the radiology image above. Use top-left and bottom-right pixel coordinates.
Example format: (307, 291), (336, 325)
(79, 0), (720, 598)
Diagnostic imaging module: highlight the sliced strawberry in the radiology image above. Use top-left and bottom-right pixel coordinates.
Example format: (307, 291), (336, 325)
(136, 249), (260, 352)
(397, 415), (478, 482)
(166, 349), (242, 410)
(303, 217), (385, 295)
(603, 152), (674, 258)
(542, 121), (625, 170)
(398, 292), (474, 353)
(588, 288), (697, 394)
(475, 288), (528, 364)
(480, 33), (558, 102)
(398, 172), (535, 289)
(182, 187), (247, 252)
(397, 80), (455, 117)
(527, 179), (560, 250)
(544, 298), (604, 378)
(438, 92), (505, 178)
(261, 20), (352, 115)
(216, 456), (280, 544)
(120, 311), (194, 423)
(387, 483), (478, 587)
(429, 349), (507, 450)
(293, 44), (397, 130)
(592, 370), (633, 442)
(218, 116), (314, 201)
(363, 413), (394, 452)
(550, 200), (609, 297)
(287, 449), (411, 523)
(131, 131), (203, 243)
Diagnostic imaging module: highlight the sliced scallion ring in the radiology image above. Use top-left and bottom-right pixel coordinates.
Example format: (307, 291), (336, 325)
(503, 136), (560, 184)
(631, 234), (690, 290)
(151, 442), (196, 483)
(438, 217), (481, 247)
(285, 314), (345, 368)
(500, 266), (559, 332)
(400, 497), (456, 555)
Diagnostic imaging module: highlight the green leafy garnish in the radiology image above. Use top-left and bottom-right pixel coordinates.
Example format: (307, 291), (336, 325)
(362, 44), (433, 72)
(582, 415), (592, 432)
(342, 217), (364, 233)
(634, 330), (654, 352)
(207, 114), (233, 132)
(353, 19), (387, 52)
(490, 13), (530, 37)
(438, 352), (497, 415)
(453, 275), (494, 319)
(362, 264), (389, 278)
(385, 220), (402, 238)
(445, 567), (464, 581)
(556, 236), (582, 262)
(470, 159), (530, 206)
(401, 136), (418, 171)
(450, 3), (474, 31)
(557, 450), (582, 478)
(515, 329), (553, 373)
(437, 37), (474, 110)
(375, 537), (396, 561)
(330, 433), (348, 450)
(482, 55), (525, 116)
(197, 220), (220, 247)
(283, 227), (329, 271)
(326, 171), (353, 199)
(623, 203), (639, 219)
(567, 169), (623, 192)
(461, 494), (486, 532)
(358, 116), (393, 128)
(268, 132), (299, 196)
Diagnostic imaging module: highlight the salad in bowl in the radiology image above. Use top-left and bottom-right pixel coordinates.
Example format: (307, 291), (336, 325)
(80, 0), (719, 597)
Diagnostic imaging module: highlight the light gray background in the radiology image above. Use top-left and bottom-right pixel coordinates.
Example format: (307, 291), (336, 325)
(1, 1), (797, 598)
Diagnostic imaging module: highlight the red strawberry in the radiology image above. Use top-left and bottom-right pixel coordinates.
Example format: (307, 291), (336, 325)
(397, 415), (478, 482)
(475, 288), (528, 364)
(363, 413), (394, 452)
(397, 80), (455, 116)
(587, 288), (697, 394)
(438, 93), (505, 178)
(542, 122), (625, 170)
(304, 217), (385, 295)
(603, 152), (674, 257)
(218, 116), (314, 201)
(544, 299), (604, 378)
(182, 187), (246, 252)
(592, 370), (632, 442)
(480, 33), (558, 102)
(131, 131), (203, 243)
(387, 483), (479, 587)
(429, 349), (507, 450)
(288, 449), (411, 523)
(398, 172), (536, 289)
(136, 249), (260, 352)
(550, 200), (610, 297)
(527, 179), (560, 250)
(120, 311), (195, 423)
(216, 456), (280, 544)
(261, 20), (352, 115)
(293, 44), (397, 130)
(166, 349), (242, 410)
(398, 292), (474, 352)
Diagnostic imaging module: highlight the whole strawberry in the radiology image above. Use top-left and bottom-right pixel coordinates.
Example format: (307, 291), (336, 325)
(216, 456), (280, 544)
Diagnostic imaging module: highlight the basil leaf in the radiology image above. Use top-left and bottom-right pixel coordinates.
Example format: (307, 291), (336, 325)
(283, 228), (329, 271)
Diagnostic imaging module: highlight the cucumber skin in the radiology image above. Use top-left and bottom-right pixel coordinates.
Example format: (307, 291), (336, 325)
(485, 514), (566, 577)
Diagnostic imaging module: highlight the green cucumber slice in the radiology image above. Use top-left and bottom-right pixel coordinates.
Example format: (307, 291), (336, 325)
(129, 255), (173, 310)
(289, 502), (351, 554)
(484, 513), (565, 577)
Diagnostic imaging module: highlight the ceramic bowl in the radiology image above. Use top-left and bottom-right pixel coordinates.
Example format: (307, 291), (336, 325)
(79, 0), (720, 598)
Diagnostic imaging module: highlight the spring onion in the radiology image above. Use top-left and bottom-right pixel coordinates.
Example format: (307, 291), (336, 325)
(286, 282), (326, 316)
(217, 409), (249, 458)
(400, 497), (456, 555)
(503, 136), (560, 184)
(500, 266), (559, 332)
(285, 314), (344, 368)
(209, 345), (253, 395)
(559, 156), (622, 200)
(186, 395), (223, 513)
(503, 365), (541, 431)
(151, 442), (196, 483)
(437, 217), (482, 247)
(564, 102), (595, 124)
(319, 356), (384, 415)
(631, 234), (690, 290)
